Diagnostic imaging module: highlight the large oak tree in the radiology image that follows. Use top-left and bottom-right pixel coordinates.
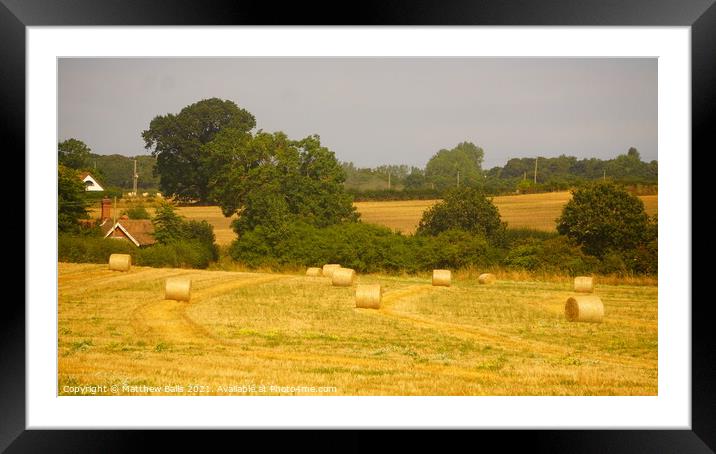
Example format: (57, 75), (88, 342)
(205, 130), (357, 235)
(142, 98), (256, 202)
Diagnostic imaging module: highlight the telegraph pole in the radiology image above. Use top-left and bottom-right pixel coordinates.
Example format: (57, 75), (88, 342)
(132, 159), (138, 197)
(534, 157), (538, 184)
(113, 196), (117, 224)
(457, 170), (460, 187)
(388, 171), (391, 190)
(603, 169), (606, 181)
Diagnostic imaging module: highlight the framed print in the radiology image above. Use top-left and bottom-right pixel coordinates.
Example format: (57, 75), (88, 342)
(5, 0), (713, 451)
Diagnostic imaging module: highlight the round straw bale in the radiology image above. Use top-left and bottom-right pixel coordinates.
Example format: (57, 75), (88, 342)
(565, 295), (604, 323)
(432, 269), (451, 287)
(108, 254), (131, 271)
(332, 268), (356, 287)
(322, 264), (341, 278)
(306, 267), (322, 277)
(165, 278), (191, 302)
(478, 273), (496, 285)
(355, 284), (382, 309)
(574, 276), (594, 293)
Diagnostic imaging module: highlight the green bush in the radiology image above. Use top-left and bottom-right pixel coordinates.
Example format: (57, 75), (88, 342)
(416, 187), (506, 244)
(503, 236), (599, 275)
(59, 235), (214, 269)
(59, 234), (136, 263)
(137, 240), (214, 269)
(229, 222), (502, 273)
(556, 182), (649, 257)
(503, 228), (559, 246)
(122, 204), (151, 220)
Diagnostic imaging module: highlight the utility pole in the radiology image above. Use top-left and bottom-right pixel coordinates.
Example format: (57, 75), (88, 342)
(132, 159), (138, 197)
(113, 196), (117, 224)
(388, 171), (391, 190)
(603, 169), (606, 181)
(534, 157), (538, 184)
(457, 170), (460, 187)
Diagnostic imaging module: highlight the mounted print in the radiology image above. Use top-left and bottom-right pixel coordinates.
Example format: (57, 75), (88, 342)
(57, 56), (658, 397)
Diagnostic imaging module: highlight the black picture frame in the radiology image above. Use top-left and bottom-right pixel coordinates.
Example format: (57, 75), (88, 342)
(5, 0), (711, 451)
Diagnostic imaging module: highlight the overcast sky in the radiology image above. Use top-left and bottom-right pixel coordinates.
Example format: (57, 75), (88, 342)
(58, 58), (656, 169)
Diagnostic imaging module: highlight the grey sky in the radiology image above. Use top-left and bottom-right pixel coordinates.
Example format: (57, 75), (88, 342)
(58, 58), (657, 169)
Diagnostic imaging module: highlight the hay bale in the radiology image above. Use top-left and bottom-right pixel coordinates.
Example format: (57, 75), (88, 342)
(306, 267), (322, 277)
(108, 254), (131, 271)
(574, 276), (594, 293)
(478, 273), (496, 285)
(432, 269), (451, 287)
(565, 295), (604, 323)
(322, 264), (341, 278)
(165, 278), (191, 302)
(355, 284), (382, 309)
(332, 268), (356, 287)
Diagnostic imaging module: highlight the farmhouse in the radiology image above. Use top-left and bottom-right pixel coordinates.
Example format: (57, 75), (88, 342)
(98, 197), (156, 247)
(79, 172), (105, 192)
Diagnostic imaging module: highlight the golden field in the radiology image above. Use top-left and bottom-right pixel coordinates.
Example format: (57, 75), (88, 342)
(355, 192), (658, 234)
(89, 191), (657, 243)
(58, 263), (657, 396)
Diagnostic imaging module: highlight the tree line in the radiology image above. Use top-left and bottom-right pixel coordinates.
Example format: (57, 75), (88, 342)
(60, 99), (657, 201)
(343, 145), (657, 199)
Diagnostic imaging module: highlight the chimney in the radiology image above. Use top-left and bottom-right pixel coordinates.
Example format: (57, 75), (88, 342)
(101, 197), (112, 221)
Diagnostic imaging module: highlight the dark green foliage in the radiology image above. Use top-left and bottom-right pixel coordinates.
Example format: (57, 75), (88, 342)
(556, 182), (649, 257)
(418, 229), (496, 270)
(152, 203), (186, 244)
(137, 240), (215, 269)
(142, 98), (256, 202)
(229, 222), (502, 273)
(58, 138), (92, 170)
(58, 235), (215, 269)
(90, 154), (158, 190)
(151, 203), (219, 262)
(59, 234), (136, 263)
(424, 142), (485, 191)
(504, 236), (599, 275)
(416, 187), (505, 243)
(58, 165), (89, 233)
(229, 221), (654, 275)
(207, 131), (357, 235)
(122, 204), (151, 220)
(503, 228), (560, 245)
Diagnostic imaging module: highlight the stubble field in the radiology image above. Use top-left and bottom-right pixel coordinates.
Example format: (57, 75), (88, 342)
(58, 262), (657, 396)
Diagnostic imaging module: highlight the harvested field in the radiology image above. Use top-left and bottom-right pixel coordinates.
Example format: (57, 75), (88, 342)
(58, 263), (657, 396)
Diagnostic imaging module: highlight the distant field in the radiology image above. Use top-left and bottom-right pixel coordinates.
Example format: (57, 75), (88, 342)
(88, 191), (657, 244)
(58, 263), (657, 396)
(356, 192), (658, 234)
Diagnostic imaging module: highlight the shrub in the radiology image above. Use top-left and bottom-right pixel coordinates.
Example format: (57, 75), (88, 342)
(59, 234), (136, 263)
(416, 187), (506, 244)
(229, 222), (501, 273)
(122, 204), (151, 220)
(136, 240), (214, 269)
(556, 182), (649, 257)
(503, 236), (599, 275)
(59, 234), (215, 269)
(504, 228), (559, 247)
(58, 166), (89, 233)
(151, 202), (218, 262)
